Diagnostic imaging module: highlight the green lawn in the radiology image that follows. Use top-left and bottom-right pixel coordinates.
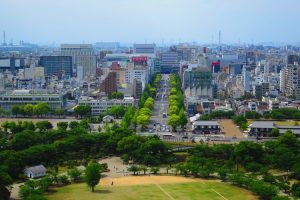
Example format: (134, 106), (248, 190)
(46, 181), (258, 200)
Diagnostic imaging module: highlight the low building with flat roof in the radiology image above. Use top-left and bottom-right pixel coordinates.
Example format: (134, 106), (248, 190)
(249, 121), (275, 137)
(78, 96), (135, 116)
(249, 121), (300, 137)
(0, 89), (65, 111)
(193, 120), (220, 134)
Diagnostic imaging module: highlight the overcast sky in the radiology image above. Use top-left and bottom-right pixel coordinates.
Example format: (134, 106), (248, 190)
(1, 0), (300, 45)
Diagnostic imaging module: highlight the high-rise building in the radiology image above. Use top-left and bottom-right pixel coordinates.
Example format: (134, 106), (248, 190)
(183, 67), (213, 99)
(133, 79), (143, 99)
(39, 56), (72, 77)
(287, 54), (299, 65)
(175, 45), (198, 63)
(133, 44), (156, 54)
(242, 67), (251, 93)
(99, 71), (117, 97)
(283, 63), (300, 99)
(160, 52), (179, 73)
(61, 44), (96, 78)
(125, 63), (149, 90)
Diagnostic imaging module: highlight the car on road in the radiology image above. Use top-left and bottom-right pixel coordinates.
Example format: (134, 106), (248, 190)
(162, 113), (167, 118)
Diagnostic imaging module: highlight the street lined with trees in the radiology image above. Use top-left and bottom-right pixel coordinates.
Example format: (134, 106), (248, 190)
(168, 74), (187, 131)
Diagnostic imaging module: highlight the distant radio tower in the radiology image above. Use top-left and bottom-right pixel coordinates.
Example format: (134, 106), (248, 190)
(219, 30), (222, 52)
(3, 31), (6, 45)
(219, 30), (222, 45)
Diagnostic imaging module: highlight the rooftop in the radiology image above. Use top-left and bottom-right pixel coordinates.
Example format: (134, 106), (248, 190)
(24, 165), (46, 173)
(193, 120), (220, 126)
(249, 121), (275, 129)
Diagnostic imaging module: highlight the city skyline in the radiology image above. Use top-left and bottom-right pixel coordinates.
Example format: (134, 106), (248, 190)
(1, 0), (300, 45)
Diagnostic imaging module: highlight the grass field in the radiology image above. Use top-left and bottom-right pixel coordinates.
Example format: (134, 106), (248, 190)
(46, 176), (258, 200)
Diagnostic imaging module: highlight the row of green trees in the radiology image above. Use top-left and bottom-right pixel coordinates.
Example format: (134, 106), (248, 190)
(270, 108), (300, 119)
(0, 119), (172, 199)
(135, 74), (162, 130)
(108, 91), (124, 99)
(174, 131), (300, 199)
(4, 103), (65, 118)
(244, 108), (300, 120)
(200, 110), (235, 120)
(168, 74), (187, 131)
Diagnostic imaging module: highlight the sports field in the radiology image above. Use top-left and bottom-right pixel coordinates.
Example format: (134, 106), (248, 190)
(46, 176), (258, 200)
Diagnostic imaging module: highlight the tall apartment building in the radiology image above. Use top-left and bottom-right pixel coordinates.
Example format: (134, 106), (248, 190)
(39, 56), (73, 77)
(183, 67), (213, 99)
(133, 79), (143, 99)
(160, 52), (179, 73)
(287, 54), (299, 65)
(283, 63), (300, 99)
(61, 44), (96, 78)
(253, 82), (270, 99)
(133, 44), (156, 54)
(242, 67), (251, 93)
(99, 71), (117, 97)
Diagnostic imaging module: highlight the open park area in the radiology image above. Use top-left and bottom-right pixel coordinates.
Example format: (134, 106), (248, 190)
(46, 176), (258, 200)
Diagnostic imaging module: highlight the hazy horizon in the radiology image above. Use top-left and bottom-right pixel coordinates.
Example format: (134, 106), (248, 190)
(1, 0), (300, 45)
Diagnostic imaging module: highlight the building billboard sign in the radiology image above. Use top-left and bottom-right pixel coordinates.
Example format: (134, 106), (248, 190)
(131, 56), (148, 62)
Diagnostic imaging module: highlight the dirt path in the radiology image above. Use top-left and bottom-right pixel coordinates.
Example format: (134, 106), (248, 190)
(219, 119), (245, 138)
(99, 175), (205, 187)
(10, 183), (23, 200)
(99, 157), (131, 178)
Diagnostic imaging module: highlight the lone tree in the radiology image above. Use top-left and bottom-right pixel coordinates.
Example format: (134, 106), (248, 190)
(85, 163), (102, 192)
(74, 105), (91, 119)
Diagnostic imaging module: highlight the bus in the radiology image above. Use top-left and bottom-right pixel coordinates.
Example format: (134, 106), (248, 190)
(162, 133), (175, 140)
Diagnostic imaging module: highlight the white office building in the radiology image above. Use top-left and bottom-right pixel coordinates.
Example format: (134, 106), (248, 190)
(125, 63), (149, 90)
(78, 96), (135, 116)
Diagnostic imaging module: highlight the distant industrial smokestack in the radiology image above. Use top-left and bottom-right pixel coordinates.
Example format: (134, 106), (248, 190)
(3, 31), (6, 45)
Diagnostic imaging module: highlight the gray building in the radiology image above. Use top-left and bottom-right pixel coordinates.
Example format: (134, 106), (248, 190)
(0, 89), (65, 111)
(133, 79), (143, 99)
(133, 43), (156, 54)
(39, 56), (73, 77)
(160, 52), (179, 73)
(0, 57), (25, 73)
(61, 44), (96, 78)
(183, 67), (213, 99)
